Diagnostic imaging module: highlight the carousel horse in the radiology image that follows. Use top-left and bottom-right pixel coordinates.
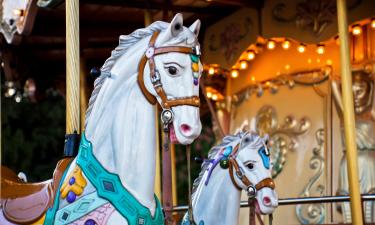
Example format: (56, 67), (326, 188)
(1, 13), (203, 225)
(182, 132), (278, 225)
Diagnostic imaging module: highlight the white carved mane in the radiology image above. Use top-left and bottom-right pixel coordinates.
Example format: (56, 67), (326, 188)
(84, 21), (169, 128)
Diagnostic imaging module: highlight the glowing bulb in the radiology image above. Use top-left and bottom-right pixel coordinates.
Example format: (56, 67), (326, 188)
(247, 50), (255, 60)
(265, 81), (270, 87)
(316, 45), (325, 55)
(207, 91), (212, 98)
(267, 40), (276, 50)
(251, 76), (256, 82)
(240, 60), (248, 70)
(307, 58), (312, 64)
(231, 69), (239, 78)
(326, 59), (333, 65)
(352, 25), (362, 36)
(297, 44), (306, 53)
(285, 64), (290, 70)
(208, 67), (215, 75)
(13, 9), (24, 17)
(7, 88), (16, 97)
(371, 18), (375, 29)
(282, 40), (291, 49)
(15, 92), (22, 103)
(212, 94), (218, 101)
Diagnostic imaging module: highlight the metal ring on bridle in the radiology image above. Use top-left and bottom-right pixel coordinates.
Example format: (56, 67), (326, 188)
(161, 109), (174, 125)
(247, 185), (257, 198)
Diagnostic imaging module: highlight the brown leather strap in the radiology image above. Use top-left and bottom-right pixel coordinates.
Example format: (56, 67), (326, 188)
(137, 55), (157, 105)
(154, 46), (194, 55)
(228, 159), (242, 191)
(249, 198), (256, 225)
(137, 31), (200, 109)
(255, 177), (275, 190)
(162, 130), (173, 225)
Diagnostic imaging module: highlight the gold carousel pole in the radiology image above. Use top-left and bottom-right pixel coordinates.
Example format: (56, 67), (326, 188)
(336, 0), (364, 224)
(66, 0), (80, 135)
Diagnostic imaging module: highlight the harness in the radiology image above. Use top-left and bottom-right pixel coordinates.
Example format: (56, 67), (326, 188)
(137, 31), (201, 130)
(227, 143), (275, 225)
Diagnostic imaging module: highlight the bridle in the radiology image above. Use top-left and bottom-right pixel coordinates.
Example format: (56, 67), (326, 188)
(137, 30), (201, 224)
(137, 31), (201, 131)
(227, 143), (275, 198)
(226, 141), (275, 225)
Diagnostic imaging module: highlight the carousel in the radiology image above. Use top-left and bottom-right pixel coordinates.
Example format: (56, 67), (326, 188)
(0, 0), (374, 225)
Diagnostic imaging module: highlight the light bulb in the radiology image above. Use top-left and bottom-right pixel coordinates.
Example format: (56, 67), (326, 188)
(282, 40), (291, 50)
(267, 40), (276, 50)
(231, 69), (239, 78)
(297, 44), (306, 53)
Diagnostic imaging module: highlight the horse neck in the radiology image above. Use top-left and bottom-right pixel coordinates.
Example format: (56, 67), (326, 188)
(85, 45), (157, 210)
(192, 168), (241, 225)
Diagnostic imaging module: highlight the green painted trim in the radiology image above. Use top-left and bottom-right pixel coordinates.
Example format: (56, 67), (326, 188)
(54, 191), (108, 225)
(76, 132), (164, 225)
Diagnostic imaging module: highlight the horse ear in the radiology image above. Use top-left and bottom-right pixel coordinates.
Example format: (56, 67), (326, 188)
(262, 134), (269, 143)
(189, 19), (201, 37)
(164, 13), (184, 40)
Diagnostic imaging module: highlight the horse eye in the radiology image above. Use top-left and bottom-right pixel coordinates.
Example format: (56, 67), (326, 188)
(167, 66), (178, 75)
(246, 163), (255, 170)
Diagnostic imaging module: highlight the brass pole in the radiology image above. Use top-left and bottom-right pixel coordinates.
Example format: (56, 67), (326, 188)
(66, 0), (80, 134)
(336, 0), (364, 224)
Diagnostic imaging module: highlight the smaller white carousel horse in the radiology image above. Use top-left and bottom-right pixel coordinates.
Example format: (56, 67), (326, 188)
(182, 132), (278, 225)
(1, 14), (202, 225)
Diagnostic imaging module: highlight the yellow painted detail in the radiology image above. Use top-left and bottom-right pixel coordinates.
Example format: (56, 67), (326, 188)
(192, 63), (199, 72)
(60, 166), (87, 198)
(31, 214), (45, 225)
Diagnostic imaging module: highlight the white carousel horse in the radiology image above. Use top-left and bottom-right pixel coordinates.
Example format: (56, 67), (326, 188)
(182, 132), (278, 225)
(1, 14), (202, 225)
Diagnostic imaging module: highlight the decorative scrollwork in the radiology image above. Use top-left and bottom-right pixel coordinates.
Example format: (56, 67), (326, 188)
(272, 0), (360, 36)
(255, 105), (310, 178)
(208, 17), (253, 62)
(296, 128), (325, 224)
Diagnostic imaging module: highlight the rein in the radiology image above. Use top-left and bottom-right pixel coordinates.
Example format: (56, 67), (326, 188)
(137, 31), (201, 224)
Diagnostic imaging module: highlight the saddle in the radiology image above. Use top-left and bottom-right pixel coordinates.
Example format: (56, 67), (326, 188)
(1, 158), (72, 224)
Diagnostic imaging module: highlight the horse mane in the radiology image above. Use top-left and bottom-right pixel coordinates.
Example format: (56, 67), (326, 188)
(191, 131), (265, 201)
(84, 21), (169, 128)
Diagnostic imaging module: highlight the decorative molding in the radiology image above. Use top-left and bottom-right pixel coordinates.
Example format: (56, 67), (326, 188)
(296, 128), (325, 224)
(37, 0), (63, 8)
(232, 66), (331, 108)
(272, 0), (361, 36)
(255, 105), (310, 178)
(208, 17), (253, 63)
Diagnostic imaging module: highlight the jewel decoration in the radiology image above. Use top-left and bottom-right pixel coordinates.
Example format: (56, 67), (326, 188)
(60, 166), (87, 203)
(191, 54), (200, 86)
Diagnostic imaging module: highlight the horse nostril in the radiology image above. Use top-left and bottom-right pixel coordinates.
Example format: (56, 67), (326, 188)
(180, 124), (192, 134)
(263, 196), (271, 206)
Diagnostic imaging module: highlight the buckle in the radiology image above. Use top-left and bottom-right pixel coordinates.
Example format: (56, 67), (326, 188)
(151, 70), (161, 86)
(192, 45), (201, 56)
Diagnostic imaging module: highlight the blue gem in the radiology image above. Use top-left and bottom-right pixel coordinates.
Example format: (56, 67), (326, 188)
(69, 177), (75, 185)
(61, 211), (69, 220)
(84, 219), (96, 225)
(66, 191), (76, 203)
(199, 220), (205, 225)
(193, 78), (198, 85)
(103, 180), (115, 192)
(223, 146), (232, 157)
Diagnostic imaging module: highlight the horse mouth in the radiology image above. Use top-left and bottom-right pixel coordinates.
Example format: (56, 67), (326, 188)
(169, 124), (179, 144)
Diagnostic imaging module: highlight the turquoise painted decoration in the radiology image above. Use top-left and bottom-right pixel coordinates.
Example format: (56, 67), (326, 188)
(190, 54), (199, 63)
(76, 133), (164, 225)
(199, 220), (204, 225)
(258, 146), (270, 169)
(223, 146), (232, 157)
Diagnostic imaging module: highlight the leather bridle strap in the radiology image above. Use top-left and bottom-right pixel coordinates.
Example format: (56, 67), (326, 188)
(228, 157), (276, 192)
(137, 31), (200, 109)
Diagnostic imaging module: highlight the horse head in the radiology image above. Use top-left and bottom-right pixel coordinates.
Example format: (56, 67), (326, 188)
(229, 132), (278, 214)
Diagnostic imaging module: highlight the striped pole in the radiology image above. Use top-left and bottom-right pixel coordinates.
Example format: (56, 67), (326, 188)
(66, 0), (80, 135)
(336, 0), (364, 224)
